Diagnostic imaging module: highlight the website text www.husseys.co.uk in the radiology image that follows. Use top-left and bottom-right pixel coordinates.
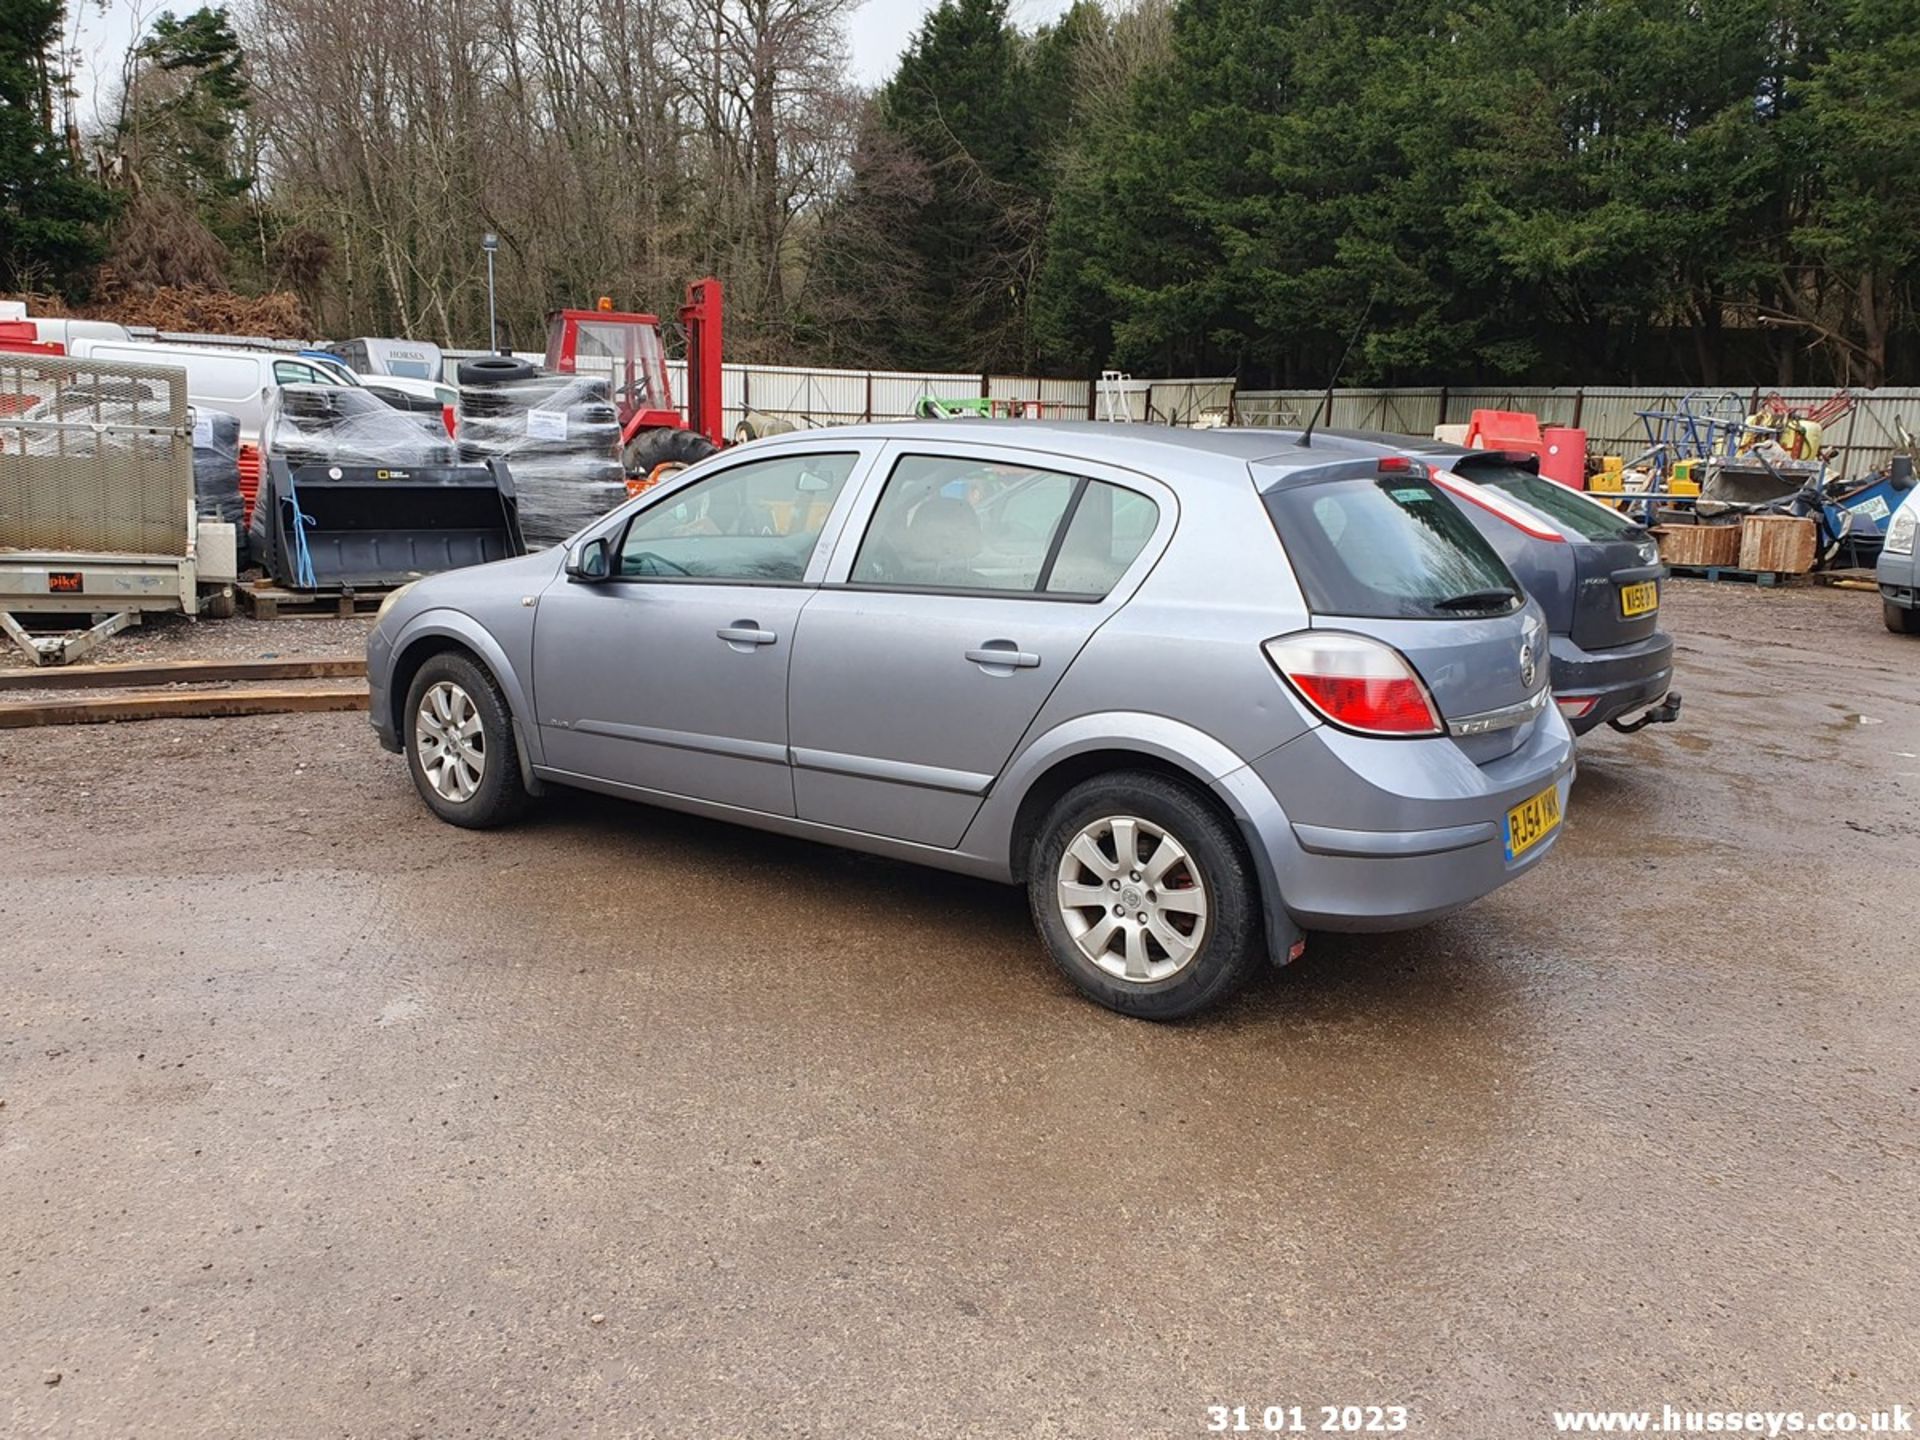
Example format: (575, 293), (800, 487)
(1550, 1406), (1912, 1435)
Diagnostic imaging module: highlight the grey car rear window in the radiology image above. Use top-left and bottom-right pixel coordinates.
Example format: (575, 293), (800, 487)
(1265, 475), (1522, 618)
(1461, 462), (1642, 540)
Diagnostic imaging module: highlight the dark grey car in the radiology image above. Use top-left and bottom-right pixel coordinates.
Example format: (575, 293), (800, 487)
(1300, 434), (1680, 736)
(365, 423), (1574, 1019)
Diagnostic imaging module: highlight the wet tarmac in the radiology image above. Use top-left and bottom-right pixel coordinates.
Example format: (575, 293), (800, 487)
(3, 580), (1917, 1437)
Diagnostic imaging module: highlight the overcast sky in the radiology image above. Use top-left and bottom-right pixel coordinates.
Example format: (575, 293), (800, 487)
(66, 0), (1081, 138)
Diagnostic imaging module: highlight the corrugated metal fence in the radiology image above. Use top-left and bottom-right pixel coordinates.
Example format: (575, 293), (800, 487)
(1235, 386), (1920, 479)
(656, 363), (1237, 433)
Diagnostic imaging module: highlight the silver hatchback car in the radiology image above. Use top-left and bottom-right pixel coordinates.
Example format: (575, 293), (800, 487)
(367, 423), (1575, 1019)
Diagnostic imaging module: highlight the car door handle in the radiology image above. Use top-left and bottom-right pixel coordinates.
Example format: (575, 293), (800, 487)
(965, 643), (1041, 670)
(717, 623), (777, 646)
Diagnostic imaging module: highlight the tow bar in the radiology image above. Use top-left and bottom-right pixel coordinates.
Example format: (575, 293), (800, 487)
(1608, 691), (1683, 734)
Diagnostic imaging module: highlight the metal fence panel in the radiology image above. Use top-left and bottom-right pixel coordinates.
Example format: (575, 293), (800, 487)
(0, 354), (191, 556)
(987, 375), (1095, 419)
(1440, 387), (1583, 430)
(1236, 383), (1915, 481)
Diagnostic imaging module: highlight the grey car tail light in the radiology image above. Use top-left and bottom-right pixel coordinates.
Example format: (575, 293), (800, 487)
(1262, 632), (1444, 738)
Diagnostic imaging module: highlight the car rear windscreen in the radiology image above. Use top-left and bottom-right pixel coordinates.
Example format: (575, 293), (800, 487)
(1265, 475), (1523, 618)
(1462, 462), (1643, 541)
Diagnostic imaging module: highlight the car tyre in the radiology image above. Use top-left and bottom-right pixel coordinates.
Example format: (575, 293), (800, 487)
(1884, 599), (1920, 635)
(1028, 771), (1264, 1020)
(403, 652), (529, 829)
(456, 356), (537, 388)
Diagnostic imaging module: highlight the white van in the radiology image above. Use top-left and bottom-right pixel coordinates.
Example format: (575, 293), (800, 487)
(30, 318), (133, 349)
(326, 337), (444, 383)
(67, 339), (351, 441)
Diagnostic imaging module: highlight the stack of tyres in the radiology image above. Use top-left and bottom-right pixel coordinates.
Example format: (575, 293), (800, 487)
(455, 357), (625, 548)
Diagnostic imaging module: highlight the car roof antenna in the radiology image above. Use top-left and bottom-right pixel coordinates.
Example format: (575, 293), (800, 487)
(1298, 292), (1377, 447)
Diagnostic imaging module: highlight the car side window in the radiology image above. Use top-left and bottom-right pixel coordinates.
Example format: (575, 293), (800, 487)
(849, 455), (1084, 593)
(1044, 481), (1159, 597)
(616, 452), (857, 583)
(273, 360), (325, 386)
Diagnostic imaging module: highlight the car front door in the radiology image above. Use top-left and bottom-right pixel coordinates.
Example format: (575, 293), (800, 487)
(787, 442), (1171, 848)
(530, 447), (873, 815)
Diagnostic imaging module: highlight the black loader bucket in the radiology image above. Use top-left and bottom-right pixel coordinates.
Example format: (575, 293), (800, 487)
(251, 455), (526, 590)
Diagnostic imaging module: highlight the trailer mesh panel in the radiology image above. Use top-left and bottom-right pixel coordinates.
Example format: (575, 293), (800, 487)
(0, 354), (192, 557)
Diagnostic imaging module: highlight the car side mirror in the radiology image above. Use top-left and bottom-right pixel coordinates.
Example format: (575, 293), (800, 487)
(565, 536), (611, 582)
(1891, 454), (1915, 492)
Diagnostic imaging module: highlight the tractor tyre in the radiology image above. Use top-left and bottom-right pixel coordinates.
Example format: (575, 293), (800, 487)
(624, 426), (719, 477)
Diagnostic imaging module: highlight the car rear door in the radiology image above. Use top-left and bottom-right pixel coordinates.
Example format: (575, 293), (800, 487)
(786, 441), (1172, 848)
(1260, 464), (1550, 763)
(530, 445), (877, 815)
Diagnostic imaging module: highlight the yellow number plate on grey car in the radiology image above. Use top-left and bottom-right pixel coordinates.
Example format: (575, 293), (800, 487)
(1619, 580), (1659, 617)
(1504, 785), (1562, 862)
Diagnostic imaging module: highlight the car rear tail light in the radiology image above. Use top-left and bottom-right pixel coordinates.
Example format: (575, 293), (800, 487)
(1433, 472), (1567, 542)
(1556, 696), (1597, 719)
(441, 404), (457, 438)
(1263, 633), (1444, 737)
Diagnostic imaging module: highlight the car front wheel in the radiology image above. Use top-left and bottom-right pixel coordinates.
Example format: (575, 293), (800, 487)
(403, 652), (529, 828)
(1028, 771), (1264, 1020)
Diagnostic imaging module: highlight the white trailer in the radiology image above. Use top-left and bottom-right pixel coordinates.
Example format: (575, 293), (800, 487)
(0, 353), (237, 664)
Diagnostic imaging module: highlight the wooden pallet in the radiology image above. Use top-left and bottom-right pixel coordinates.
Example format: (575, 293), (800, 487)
(1667, 564), (1801, 587)
(237, 583), (395, 620)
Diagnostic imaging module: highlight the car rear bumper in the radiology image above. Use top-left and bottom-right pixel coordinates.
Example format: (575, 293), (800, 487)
(1220, 709), (1576, 935)
(1550, 631), (1674, 735)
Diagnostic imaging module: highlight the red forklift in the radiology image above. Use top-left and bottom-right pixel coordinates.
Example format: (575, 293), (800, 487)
(543, 277), (724, 486)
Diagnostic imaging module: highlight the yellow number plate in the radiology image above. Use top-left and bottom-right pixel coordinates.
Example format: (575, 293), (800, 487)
(1504, 785), (1562, 861)
(1619, 580), (1659, 617)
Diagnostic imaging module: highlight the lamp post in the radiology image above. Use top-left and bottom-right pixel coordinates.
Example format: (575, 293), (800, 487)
(481, 232), (500, 354)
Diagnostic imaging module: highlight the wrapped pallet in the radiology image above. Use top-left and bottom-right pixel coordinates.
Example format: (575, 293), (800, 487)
(190, 408), (245, 528)
(455, 358), (625, 548)
(260, 384), (458, 469)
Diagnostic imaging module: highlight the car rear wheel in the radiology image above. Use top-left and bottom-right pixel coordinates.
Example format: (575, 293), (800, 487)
(403, 653), (528, 828)
(1028, 772), (1263, 1020)
(1884, 599), (1920, 635)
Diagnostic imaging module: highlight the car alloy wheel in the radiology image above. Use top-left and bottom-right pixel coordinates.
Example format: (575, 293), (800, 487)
(415, 679), (486, 802)
(1054, 813), (1211, 984)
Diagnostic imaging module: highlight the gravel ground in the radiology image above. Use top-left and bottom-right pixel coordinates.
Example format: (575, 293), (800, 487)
(1, 578), (1916, 1439)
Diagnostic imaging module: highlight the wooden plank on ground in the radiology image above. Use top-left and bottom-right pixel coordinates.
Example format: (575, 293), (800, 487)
(0, 684), (369, 729)
(0, 656), (366, 693)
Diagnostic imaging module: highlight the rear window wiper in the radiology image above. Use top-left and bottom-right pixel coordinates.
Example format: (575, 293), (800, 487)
(1432, 588), (1520, 612)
